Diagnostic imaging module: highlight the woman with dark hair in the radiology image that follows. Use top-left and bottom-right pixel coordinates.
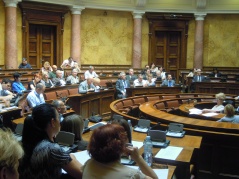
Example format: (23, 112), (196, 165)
(19, 103), (83, 179)
(150, 63), (158, 73)
(82, 124), (157, 179)
(27, 73), (42, 90)
(61, 114), (88, 150)
(218, 104), (239, 123)
(112, 118), (132, 143)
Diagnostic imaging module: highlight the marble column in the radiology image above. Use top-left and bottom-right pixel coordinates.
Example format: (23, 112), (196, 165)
(70, 6), (84, 65)
(4, 0), (19, 69)
(132, 12), (144, 68)
(194, 14), (206, 70)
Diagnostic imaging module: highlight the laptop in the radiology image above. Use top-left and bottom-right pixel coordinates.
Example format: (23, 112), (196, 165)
(148, 130), (170, 148)
(55, 131), (78, 153)
(83, 119), (90, 134)
(166, 123), (185, 138)
(134, 119), (151, 133)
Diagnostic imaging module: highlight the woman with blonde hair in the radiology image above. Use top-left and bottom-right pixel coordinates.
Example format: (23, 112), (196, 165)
(218, 104), (239, 123)
(0, 128), (24, 179)
(41, 61), (53, 74)
(41, 71), (54, 88)
(202, 92), (226, 113)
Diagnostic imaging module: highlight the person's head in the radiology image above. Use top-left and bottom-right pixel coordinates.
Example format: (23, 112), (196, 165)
(61, 114), (84, 141)
(159, 66), (163, 71)
(42, 71), (49, 80)
(68, 57), (73, 63)
(0, 129), (24, 179)
(22, 58), (28, 65)
(138, 74), (143, 82)
(150, 63), (155, 69)
(196, 69), (202, 76)
(43, 61), (51, 69)
(56, 70), (63, 78)
(216, 92), (226, 105)
(147, 74), (153, 82)
(145, 65), (149, 69)
(119, 72), (126, 80)
(35, 83), (45, 94)
(33, 73), (41, 83)
(213, 68), (219, 73)
(52, 100), (66, 114)
(2, 78), (12, 90)
(72, 69), (78, 77)
(156, 70), (161, 77)
(92, 78), (100, 86)
(146, 69), (151, 75)
(86, 78), (93, 85)
(167, 74), (172, 81)
(22, 104), (60, 155)
(224, 104), (235, 117)
(52, 65), (57, 72)
(129, 68), (134, 75)
(89, 66), (94, 73)
(88, 124), (127, 163)
(13, 73), (21, 82)
(112, 118), (132, 143)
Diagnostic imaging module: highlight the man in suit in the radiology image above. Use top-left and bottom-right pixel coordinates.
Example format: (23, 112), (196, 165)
(52, 70), (66, 86)
(126, 68), (137, 82)
(192, 69), (206, 82)
(161, 74), (175, 87)
(116, 72), (130, 99)
(78, 78), (96, 93)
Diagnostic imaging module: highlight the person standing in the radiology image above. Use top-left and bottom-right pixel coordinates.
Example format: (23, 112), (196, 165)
(115, 72), (130, 99)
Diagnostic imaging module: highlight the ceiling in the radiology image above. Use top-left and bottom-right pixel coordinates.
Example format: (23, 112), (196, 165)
(21, 0), (239, 14)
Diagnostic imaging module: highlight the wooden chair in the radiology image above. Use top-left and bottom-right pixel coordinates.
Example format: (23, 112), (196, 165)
(68, 88), (78, 95)
(44, 91), (57, 100)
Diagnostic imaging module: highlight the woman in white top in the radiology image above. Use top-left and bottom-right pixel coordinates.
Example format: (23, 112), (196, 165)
(218, 104), (239, 123)
(202, 92), (226, 113)
(150, 63), (158, 73)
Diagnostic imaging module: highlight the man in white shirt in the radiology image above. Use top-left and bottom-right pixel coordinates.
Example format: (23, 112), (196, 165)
(27, 83), (45, 108)
(66, 69), (79, 84)
(133, 74), (148, 87)
(60, 57), (76, 69)
(84, 66), (99, 79)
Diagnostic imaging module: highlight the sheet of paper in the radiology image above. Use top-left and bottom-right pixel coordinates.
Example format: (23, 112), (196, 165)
(189, 108), (202, 115)
(72, 150), (90, 165)
(201, 112), (218, 117)
(155, 146), (183, 160)
(127, 166), (168, 179)
(132, 140), (143, 149)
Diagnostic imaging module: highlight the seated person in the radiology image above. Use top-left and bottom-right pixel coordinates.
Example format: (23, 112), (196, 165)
(0, 78), (15, 97)
(126, 68), (137, 81)
(146, 74), (156, 87)
(61, 57), (76, 69)
(48, 65), (58, 79)
(78, 78), (95, 93)
(115, 72), (130, 99)
(210, 68), (221, 78)
(159, 66), (166, 80)
(41, 71), (54, 88)
(52, 100), (66, 123)
(26, 83), (45, 108)
(217, 104), (239, 123)
(18, 58), (32, 69)
(186, 69), (194, 77)
(41, 61), (53, 74)
(61, 114), (88, 150)
(192, 69), (206, 82)
(202, 92), (226, 113)
(82, 124), (157, 179)
(19, 104), (83, 179)
(92, 78), (101, 90)
(12, 72), (26, 94)
(66, 69), (79, 84)
(133, 74), (148, 87)
(0, 128), (24, 178)
(143, 69), (152, 80)
(52, 70), (66, 86)
(27, 73), (42, 90)
(73, 62), (81, 73)
(112, 118), (132, 143)
(150, 62), (158, 73)
(161, 74), (175, 87)
(84, 66), (99, 79)
(154, 70), (162, 81)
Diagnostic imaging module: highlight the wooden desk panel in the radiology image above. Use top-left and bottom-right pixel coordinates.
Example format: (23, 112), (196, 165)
(66, 89), (115, 119)
(126, 87), (182, 97)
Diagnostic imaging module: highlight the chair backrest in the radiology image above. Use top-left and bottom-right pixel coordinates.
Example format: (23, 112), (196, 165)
(68, 88), (78, 95)
(154, 102), (166, 110)
(166, 100), (180, 108)
(44, 92), (57, 100)
(56, 90), (69, 98)
(55, 131), (75, 146)
(15, 123), (24, 135)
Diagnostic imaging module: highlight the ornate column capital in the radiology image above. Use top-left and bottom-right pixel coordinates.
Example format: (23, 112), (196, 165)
(3, 0), (21, 7)
(132, 11), (145, 19)
(194, 13), (207, 21)
(70, 6), (85, 15)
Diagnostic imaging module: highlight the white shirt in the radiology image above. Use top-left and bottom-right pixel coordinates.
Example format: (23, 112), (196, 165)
(133, 79), (147, 87)
(211, 105), (224, 112)
(84, 70), (99, 79)
(61, 59), (75, 68)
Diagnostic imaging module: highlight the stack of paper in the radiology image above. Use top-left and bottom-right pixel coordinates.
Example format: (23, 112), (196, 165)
(155, 146), (183, 160)
(189, 108), (202, 115)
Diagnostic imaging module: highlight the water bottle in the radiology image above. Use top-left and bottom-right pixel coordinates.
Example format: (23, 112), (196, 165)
(144, 136), (153, 166)
(128, 120), (133, 132)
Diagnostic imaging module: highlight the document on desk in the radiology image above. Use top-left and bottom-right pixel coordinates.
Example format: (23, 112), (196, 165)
(127, 166), (168, 179)
(189, 108), (202, 115)
(132, 140), (143, 149)
(201, 112), (218, 117)
(155, 146), (183, 160)
(72, 150), (90, 164)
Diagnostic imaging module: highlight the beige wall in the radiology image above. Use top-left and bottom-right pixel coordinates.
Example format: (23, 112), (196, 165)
(0, 3), (239, 69)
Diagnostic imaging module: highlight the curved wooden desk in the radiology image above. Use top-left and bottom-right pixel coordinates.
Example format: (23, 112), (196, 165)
(110, 93), (239, 178)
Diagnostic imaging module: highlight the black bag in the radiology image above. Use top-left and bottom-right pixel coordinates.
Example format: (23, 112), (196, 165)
(89, 115), (102, 123)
